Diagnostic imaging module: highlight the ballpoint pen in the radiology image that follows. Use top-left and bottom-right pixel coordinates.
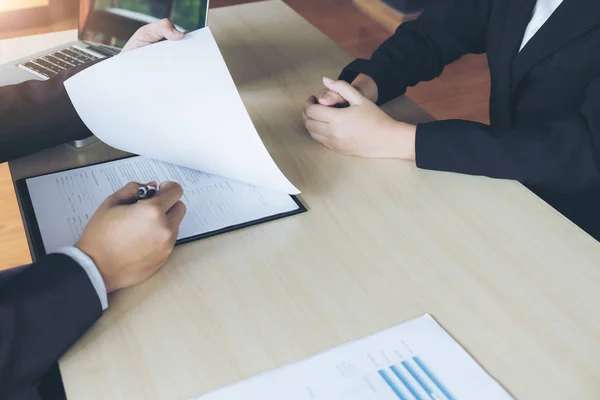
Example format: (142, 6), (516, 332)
(136, 185), (159, 201)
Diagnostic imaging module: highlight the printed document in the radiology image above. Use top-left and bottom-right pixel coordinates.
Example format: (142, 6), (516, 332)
(25, 157), (300, 254)
(191, 315), (513, 400)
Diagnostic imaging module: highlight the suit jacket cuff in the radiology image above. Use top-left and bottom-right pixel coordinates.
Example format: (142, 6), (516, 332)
(0, 58), (106, 163)
(415, 119), (493, 176)
(415, 120), (457, 172)
(339, 59), (409, 105)
(54, 246), (108, 310)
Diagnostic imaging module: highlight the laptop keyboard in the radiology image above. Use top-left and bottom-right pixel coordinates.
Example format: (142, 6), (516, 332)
(18, 46), (104, 79)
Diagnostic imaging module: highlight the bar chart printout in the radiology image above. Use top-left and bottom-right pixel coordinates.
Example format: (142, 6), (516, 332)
(192, 315), (514, 400)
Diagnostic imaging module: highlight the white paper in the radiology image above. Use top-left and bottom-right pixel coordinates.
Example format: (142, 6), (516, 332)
(192, 315), (513, 400)
(64, 28), (299, 194)
(25, 156), (300, 254)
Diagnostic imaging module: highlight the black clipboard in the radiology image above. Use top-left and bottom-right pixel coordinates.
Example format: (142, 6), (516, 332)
(15, 158), (307, 262)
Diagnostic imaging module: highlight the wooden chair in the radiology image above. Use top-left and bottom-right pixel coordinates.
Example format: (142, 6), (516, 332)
(353, 0), (422, 32)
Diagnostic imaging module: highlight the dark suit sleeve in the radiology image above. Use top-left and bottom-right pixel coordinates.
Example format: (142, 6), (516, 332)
(339, 0), (492, 104)
(0, 254), (102, 396)
(0, 59), (104, 163)
(416, 77), (600, 192)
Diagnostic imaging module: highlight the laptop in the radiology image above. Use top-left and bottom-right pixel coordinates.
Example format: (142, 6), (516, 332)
(0, 0), (209, 87)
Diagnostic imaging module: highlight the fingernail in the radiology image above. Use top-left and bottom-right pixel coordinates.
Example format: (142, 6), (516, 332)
(323, 77), (335, 84)
(322, 94), (332, 102)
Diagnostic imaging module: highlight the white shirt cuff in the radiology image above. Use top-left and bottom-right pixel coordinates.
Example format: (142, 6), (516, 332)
(54, 246), (108, 311)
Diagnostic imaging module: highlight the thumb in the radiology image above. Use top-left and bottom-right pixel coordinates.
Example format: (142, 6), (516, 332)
(322, 77), (364, 106)
(154, 18), (184, 41)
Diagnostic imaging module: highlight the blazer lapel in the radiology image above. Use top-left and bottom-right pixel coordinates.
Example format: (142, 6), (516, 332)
(512, 0), (600, 92)
(493, 0), (537, 126)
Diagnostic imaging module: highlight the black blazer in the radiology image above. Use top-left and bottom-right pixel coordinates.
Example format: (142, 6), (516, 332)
(341, 0), (600, 240)
(0, 66), (101, 399)
(0, 63), (94, 163)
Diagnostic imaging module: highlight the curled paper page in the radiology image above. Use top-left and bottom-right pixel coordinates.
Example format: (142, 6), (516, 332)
(64, 27), (299, 194)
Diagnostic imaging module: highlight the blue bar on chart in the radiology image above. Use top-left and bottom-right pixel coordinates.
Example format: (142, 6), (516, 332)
(402, 360), (436, 399)
(413, 356), (456, 400)
(390, 365), (424, 400)
(378, 369), (409, 400)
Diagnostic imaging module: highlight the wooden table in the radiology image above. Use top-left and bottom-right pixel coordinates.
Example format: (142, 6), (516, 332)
(0, 164), (30, 269)
(2, 1), (600, 399)
(0, 0), (47, 13)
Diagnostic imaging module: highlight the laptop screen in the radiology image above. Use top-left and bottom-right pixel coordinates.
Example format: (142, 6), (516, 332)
(78, 0), (209, 49)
